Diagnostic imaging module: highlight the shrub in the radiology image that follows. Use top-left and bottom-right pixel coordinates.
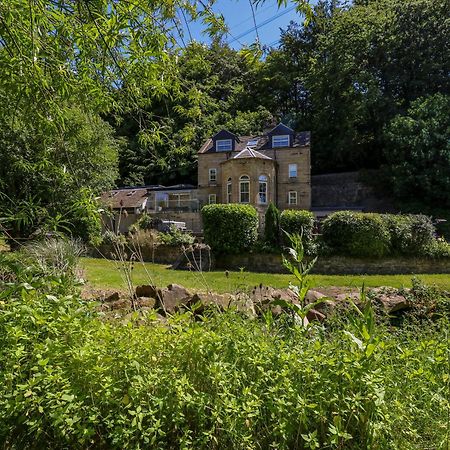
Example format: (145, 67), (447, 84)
(202, 204), (258, 254)
(128, 229), (161, 248)
(322, 211), (391, 258)
(135, 213), (155, 231)
(159, 226), (195, 246)
(383, 214), (435, 255)
(280, 209), (316, 254)
(264, 202), (280, 246)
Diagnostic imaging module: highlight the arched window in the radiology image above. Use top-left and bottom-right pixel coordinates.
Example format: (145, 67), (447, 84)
(227, 177), (232, 203)
(239, 175), (250, 203)
(258, 175), (268, 204)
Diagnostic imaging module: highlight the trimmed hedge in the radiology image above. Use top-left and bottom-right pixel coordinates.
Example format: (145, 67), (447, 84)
(322, 211), (391, 258)
(280, 210), (315, 254)
(202, 204), (258, 254)
(383, 214), (435, 255)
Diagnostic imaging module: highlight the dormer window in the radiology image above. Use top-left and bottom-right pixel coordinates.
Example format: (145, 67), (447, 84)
(272, 135), (290, 148)
(216, 139), (232, 151)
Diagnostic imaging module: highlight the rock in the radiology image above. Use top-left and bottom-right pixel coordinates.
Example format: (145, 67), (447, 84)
(233, 293), (257, 317)
(191, 292), (233, 312)
(314, 299), (337, 316)
(135, 297), (156, 309)
(104, 291), (120, 302)
(135, 285), (158, 298)
(305, 290), (326, 303)
(108, 299), (131, 310)
(335, 292), (362, 303)
(306, 308), (326, 322)
(374, 294), (410, 314)
(157, 284), (192, 314)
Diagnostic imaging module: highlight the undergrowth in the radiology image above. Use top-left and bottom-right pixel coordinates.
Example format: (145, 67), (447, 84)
(0, 237), (449, 449)
(0, 280), (448, 449)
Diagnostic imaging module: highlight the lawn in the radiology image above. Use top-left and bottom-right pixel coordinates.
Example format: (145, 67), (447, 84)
(81, 257), (450, 293)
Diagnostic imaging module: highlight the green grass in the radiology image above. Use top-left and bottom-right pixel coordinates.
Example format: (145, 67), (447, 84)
(81, 257), (450, 292)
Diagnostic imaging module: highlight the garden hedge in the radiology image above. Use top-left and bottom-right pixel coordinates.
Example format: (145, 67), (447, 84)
(202, 204), (258, 254)
(321, 211), (391, 258)
(383, 214), (435, 255)
(280, 210), (315, 253)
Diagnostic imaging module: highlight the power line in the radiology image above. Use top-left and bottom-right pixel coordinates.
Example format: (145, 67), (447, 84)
(228, 2), (276, 32)
(227, 4), (297, 45)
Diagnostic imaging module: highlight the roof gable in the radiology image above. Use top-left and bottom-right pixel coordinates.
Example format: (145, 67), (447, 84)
(212, 129), (239, 142)
(267, 123), (295, 136)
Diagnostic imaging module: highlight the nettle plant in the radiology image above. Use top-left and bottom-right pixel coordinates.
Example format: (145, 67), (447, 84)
(272, 231), (322, 327)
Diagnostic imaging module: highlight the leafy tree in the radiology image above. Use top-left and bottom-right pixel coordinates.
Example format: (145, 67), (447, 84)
(384, 93), (450, 209)
(265, 0), (449, 173)
(0, 107), (118, 243)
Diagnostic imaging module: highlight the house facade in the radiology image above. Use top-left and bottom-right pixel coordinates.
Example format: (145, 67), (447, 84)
(197, 123), (311, 211)
(101, 123), (311, 233)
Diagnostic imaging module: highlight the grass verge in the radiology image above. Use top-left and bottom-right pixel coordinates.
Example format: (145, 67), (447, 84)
(81, 257), (450, 292)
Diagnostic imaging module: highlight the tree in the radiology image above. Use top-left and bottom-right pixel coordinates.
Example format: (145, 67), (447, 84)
(0, 107), (118, 243)
(264, 203), (280, 246)
(383, 93), (450, 209)
(264, 0), (449, 174)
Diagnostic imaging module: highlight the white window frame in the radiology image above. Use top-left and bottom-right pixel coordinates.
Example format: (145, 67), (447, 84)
(288, 191), (298, 205)
(208, 194), (217, 204)
(258, 175), (268, 204)
(272, 135), (290, 148)
(216, 139), (233, 151)
(209, 168), (217, 183)
(239, 175), (250, 204)
(288, 163), (298, 178)
(227, 178), (232, 203)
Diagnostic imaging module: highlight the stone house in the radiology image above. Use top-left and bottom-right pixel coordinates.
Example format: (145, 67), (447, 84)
(197, 123), (311, 212)
(101, 123), (311, 233)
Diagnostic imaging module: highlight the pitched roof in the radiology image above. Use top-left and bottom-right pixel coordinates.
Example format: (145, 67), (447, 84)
(100, 188), (148, 209)
(232, 148), (273, 160)
(267, 123), (295, 136)
(198, 131), (310, 154)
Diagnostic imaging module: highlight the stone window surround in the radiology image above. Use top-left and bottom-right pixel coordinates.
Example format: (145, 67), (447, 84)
(288, 163), (298, 178)
(258, 174), (268, 204)
(208, 193), (217, 204)
(288, 190), (298, 205)
(239, 175), (250, 203)
(209, 168), (217, 183)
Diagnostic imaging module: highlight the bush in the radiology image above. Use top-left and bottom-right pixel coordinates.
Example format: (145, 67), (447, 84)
(135, 213), (156, 231)
(383, 214), (435, 255)
(202, 204), (258, 254)
(159, 226), (195, 246)
(280, 210), (316, 254)
(264, 202), (280, 246)
(322, 211), (391, 258)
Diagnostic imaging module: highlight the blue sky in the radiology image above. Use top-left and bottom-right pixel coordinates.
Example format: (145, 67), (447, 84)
(179, 1), (311, 49)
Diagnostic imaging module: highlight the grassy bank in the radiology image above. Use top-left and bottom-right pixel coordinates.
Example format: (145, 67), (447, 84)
(81, 257), (450, 292)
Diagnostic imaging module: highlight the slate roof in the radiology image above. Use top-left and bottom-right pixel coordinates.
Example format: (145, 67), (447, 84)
(198, 131), (311, 154)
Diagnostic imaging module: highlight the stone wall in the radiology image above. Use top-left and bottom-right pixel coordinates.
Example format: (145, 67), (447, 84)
(215, 253), (450, 275)
(92, 244), (182, 264)
(311, 171), (394, 212)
